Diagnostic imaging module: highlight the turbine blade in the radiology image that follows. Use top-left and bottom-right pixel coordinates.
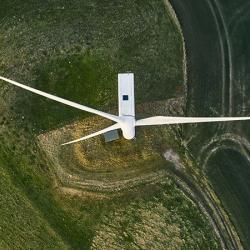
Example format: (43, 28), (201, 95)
(135, 116), (250, 126)
(61, 123), (120, 146)
(0, 76), (121, 123)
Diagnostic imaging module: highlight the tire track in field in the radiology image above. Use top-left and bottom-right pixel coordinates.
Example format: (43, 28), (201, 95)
(228, 3), (250, 115)
(168, 1), (244, 249)
(206, 0), (233, 116)
(166, 165), (243, 250)
(229, 2), (250, 32)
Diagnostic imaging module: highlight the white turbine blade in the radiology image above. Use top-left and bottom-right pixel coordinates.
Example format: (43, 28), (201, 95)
(136, 116), (250, 126)
(61, 123), (120, 146)
(0, 76), (121, 123)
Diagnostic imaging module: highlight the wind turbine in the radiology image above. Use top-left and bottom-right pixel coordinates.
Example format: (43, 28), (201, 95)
(1, 73), (250, 146)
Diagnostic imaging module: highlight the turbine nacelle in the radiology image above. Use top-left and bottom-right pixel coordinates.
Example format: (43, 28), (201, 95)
(1, 74), (250, 146)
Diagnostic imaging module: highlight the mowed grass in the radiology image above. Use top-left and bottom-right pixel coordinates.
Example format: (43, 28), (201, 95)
(206, 149), (250, 248)
(0, 120), (222, 249)
(89, 180), (222, 249)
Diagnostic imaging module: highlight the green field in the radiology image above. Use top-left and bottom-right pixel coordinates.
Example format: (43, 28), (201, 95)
(1, 0), (184, 132)
(0, 0), (222, 249)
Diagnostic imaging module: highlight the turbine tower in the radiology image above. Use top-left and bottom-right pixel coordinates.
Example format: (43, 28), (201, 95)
(1, 73), (250, 146)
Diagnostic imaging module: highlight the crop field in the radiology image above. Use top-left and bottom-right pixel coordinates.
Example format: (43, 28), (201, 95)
(0, 0), (227, 249)
(170, 0), (250, 249)
(207, 149), (250, 248)
(208, 1), (250, 247)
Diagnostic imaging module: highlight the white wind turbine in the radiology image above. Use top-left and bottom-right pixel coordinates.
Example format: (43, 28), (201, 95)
(1, 73), (250, 146)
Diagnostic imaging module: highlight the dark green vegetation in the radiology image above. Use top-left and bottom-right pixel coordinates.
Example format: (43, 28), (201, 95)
(207, 149), (250, 248)
(0, 0), (223, 249)
(30, 54), (117, 131)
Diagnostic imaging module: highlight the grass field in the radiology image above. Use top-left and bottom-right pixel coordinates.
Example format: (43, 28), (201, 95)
(0, 0), (184, 132)
(0, 123), (222, 249)
(0, 0), (222, 249)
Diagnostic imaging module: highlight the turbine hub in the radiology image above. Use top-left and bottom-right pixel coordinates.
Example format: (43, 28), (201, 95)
(119, 116), (135, 140)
